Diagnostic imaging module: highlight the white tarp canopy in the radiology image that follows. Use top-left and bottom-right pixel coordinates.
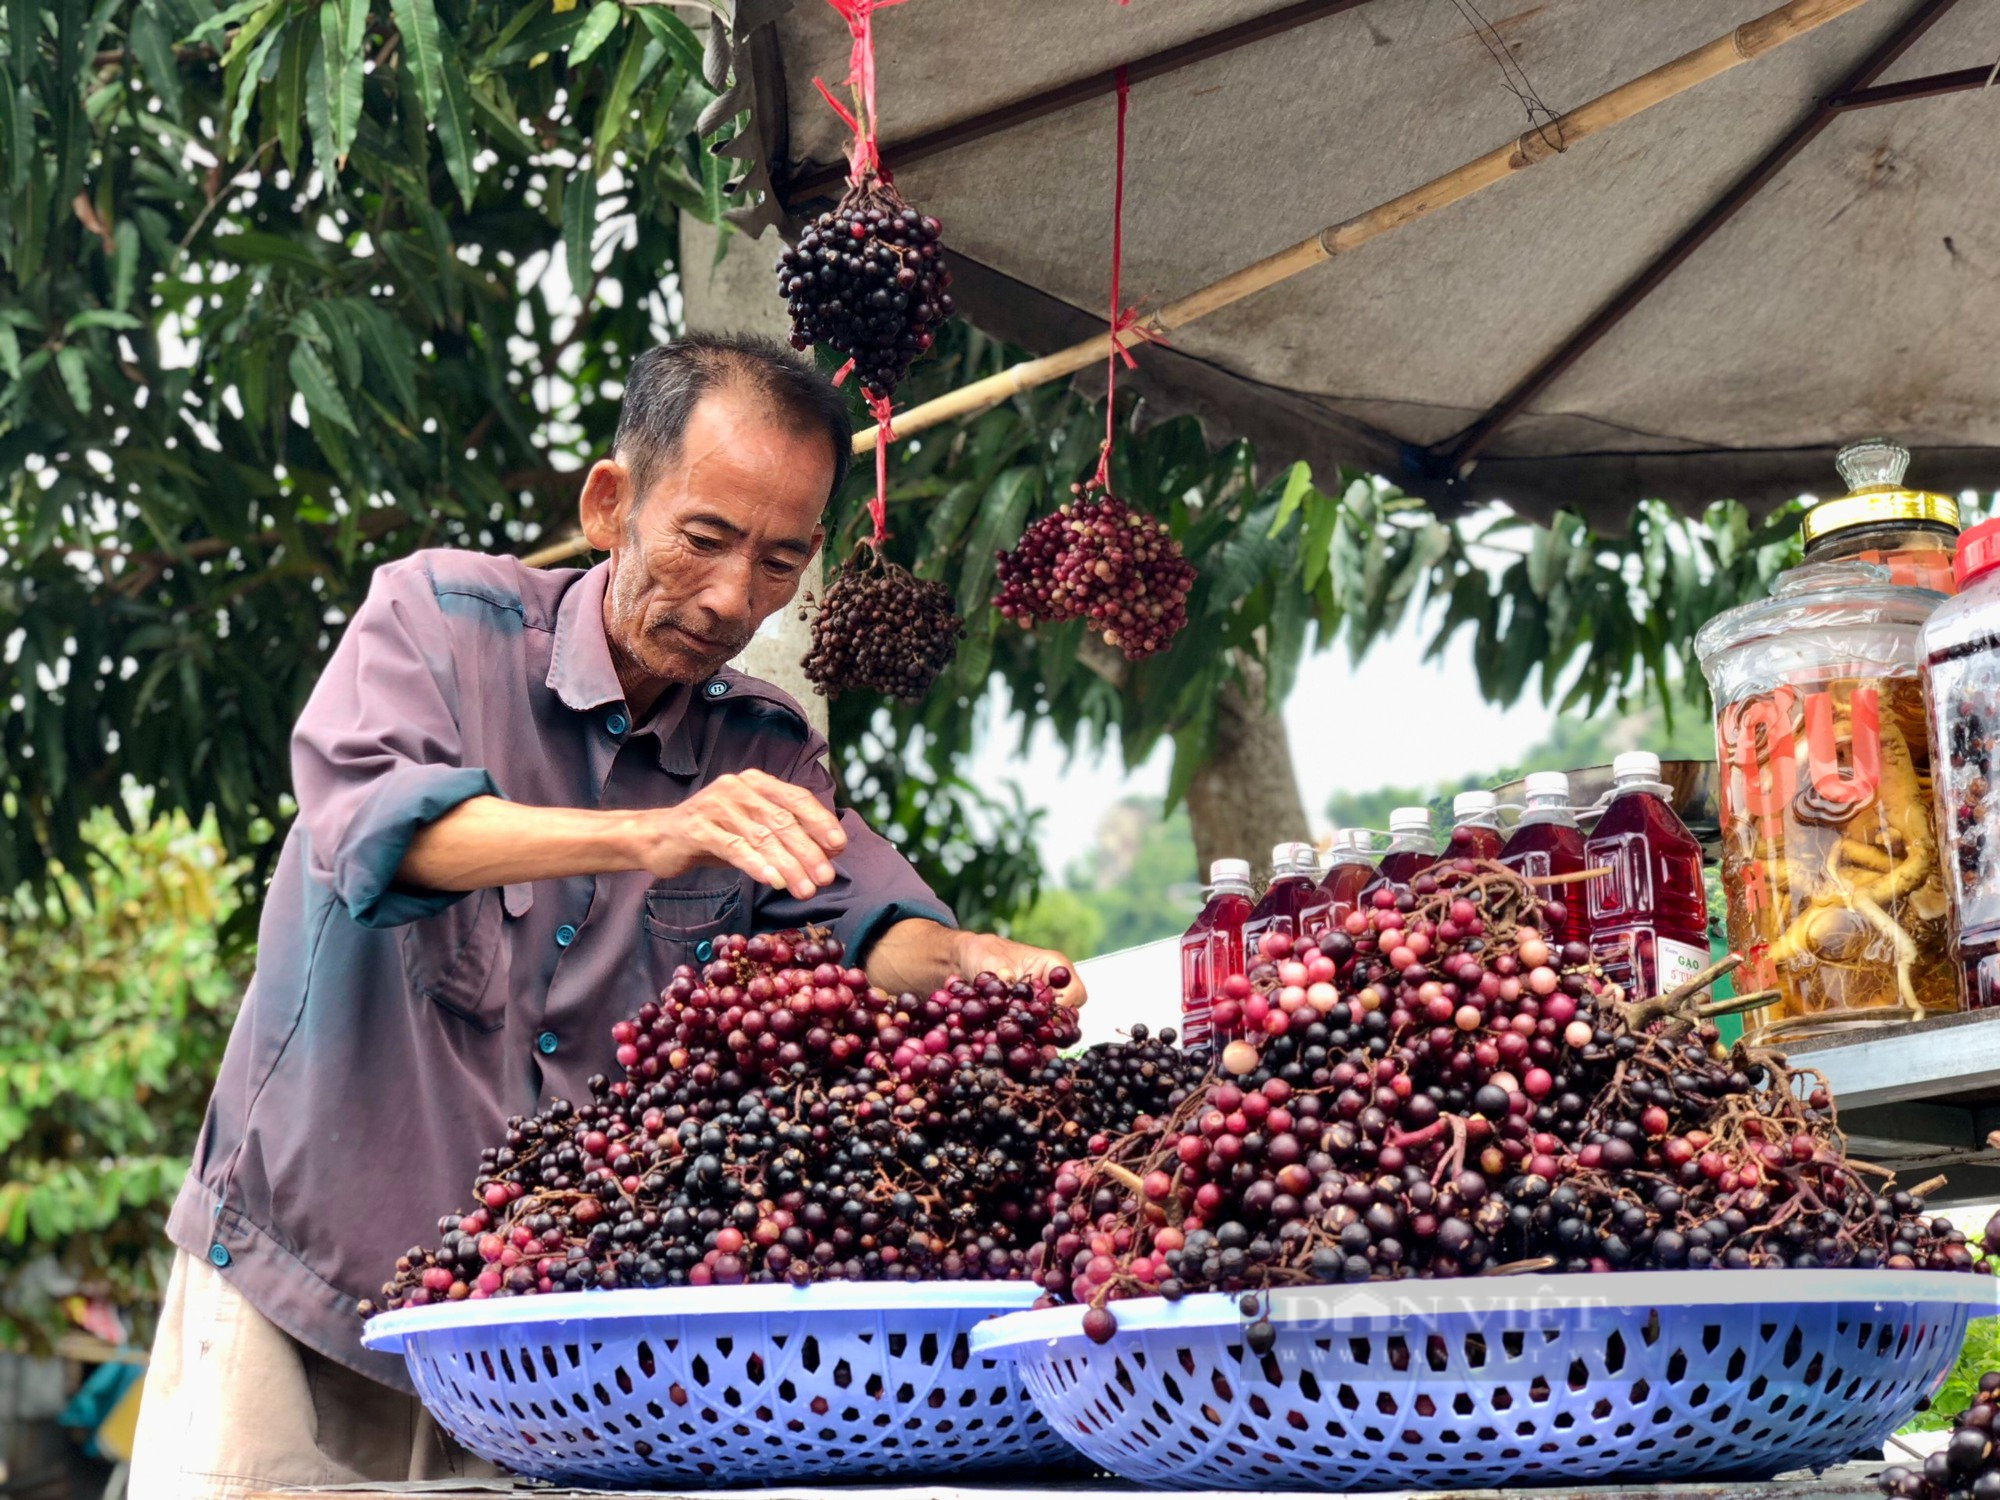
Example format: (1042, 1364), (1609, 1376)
(708, 0), (1999, 527)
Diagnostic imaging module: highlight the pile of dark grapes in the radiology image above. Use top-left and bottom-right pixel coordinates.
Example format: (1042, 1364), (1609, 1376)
(800, 546), (962, 700)
(1032, 859), (1985, 1340)
(777, 174), (952, 400)
(994, 489), (1195, 660)
(1881, 1372), (2000, 1500)
(366, 930), (1209, 1311)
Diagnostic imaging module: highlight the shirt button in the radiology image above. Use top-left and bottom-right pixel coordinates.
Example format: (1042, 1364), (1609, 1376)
(555, 924), (577, 948)
(208, 1243), (232, 1268)
(695, 939), (713, 962)
(704, 680), (729, 699)
(605, 712), (627, 736)
(536, 1031), (559, 1056)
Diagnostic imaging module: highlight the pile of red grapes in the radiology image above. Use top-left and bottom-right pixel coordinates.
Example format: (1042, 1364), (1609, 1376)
(366, 931), (1210, 1311)
(1881, 1372), (2000, 1500)
(994, 488), (1196, 660)
(777, 174), (952, 401)
(1033, 859), (1985, 1342)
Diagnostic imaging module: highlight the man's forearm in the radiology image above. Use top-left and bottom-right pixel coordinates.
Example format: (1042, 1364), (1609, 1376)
(860, 918), (967, 997)
(398, 795), (646, 890)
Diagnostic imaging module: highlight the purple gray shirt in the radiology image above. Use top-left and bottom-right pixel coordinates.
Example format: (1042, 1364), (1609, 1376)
(168, 550), (952, 1389)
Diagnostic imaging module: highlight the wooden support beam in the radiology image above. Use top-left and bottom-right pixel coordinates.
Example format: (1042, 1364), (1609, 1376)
(1829, 58), (1999, 107)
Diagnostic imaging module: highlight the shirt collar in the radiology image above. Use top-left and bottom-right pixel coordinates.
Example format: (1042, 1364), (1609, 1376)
(546, 560), (700, 775)
(547, 561), (626, 714)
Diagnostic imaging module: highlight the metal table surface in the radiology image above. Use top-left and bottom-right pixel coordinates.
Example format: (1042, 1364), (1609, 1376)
(1783, 1009), (2000, 1205)
(249, 1468), (1891, 1500)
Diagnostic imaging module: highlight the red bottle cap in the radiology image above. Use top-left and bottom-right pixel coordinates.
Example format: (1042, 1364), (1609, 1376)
(1955, 517), (2000, 590)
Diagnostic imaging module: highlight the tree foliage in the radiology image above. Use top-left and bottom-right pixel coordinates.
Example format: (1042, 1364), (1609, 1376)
(0, 790), (248, 1351)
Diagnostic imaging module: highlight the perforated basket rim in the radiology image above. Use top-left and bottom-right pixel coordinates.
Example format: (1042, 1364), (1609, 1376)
(362, 1280), (1042, 1355)
(969, 1269), (1999, 1355)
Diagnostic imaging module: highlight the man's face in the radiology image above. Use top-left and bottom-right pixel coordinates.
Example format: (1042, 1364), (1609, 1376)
(594, 385), (830, 690)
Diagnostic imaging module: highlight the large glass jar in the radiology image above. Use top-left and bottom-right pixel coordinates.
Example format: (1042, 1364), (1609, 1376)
(1800, 438), (1960, 595)
(1695, 560), (1960, 1042)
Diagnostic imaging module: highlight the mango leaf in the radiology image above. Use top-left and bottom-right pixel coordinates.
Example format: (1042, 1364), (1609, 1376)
(287, 340), (357, 433)
(958, 466), (1038, 620)
(433, 31), (479, 207)
(128, 6), (184, 116)
(632, 7), (705, 78)
(1265, 459), (1313, 538)
(389, 0), (445, 118)
(591, 28), (648, 173)
(567, 1), (620, 69)
(319, 0), (367, 167)
(563, 162), (597, 299)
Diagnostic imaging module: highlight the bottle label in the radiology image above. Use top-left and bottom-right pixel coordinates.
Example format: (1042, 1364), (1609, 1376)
(1656, 938), (1709, 992)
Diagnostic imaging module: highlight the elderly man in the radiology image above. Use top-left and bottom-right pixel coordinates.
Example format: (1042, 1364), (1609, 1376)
(131, 333), (1082, 1499)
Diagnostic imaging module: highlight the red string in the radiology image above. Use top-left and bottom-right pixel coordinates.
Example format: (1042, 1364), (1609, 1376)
(865, 393), (895, 545)
(815, 0), (911, 183)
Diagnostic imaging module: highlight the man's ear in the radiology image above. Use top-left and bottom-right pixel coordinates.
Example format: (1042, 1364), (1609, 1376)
(807, 523), (825, 565)
(578, 459), (631, 552)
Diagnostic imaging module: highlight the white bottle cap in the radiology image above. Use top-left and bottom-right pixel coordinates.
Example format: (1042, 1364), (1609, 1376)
(1453, 790), (1497, 820)
(1524, 771), (1571, 800)
(1210, 858), (1252, 885)
(1389, 806), (1432, 833)
(1612, 750), (1662, 783)
(1330, 828), (1371, 853)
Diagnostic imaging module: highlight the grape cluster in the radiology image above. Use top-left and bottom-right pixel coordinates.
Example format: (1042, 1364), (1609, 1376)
(994, 489), (1195, 660)
(366, 931), (1209, 1311)
(1033, 860), (1984, 1338)
(776, 175), (952, 400)
(1882, 1372), (2000, 1500)
(800, 548), (962, 700)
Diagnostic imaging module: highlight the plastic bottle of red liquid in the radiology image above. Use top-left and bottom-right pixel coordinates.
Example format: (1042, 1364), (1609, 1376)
(1242, 843), (1320, 965)
(1370, 808), (1438, 894)
(1500, 771), (1592, 948)
(1447, 790), (1505, 861)
(1179, 858), (1252, 1051)
(1585, 751), (1709, 999)
(1312, 830), (1377, 936)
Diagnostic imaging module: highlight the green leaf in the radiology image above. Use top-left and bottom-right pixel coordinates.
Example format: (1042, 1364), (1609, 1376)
(302, 23), (333, 174)
(567, 1), (620, 69)
(128, 7), (184, 116)
(110, 216), (139, 311)
(225, 20), (281, 152)
(272, 18), (309, 170)
(63, 308), (141, 334)
(318, 0), (366, 168)
(467, 79), (535, 159)
(959, 466), (1038, 620)
(0, 82), (30, 195)
(563, 164), (597, 298)
(1265, 460), (1313, 538)
(632, 6), (704, 77)
(591, 27), (648, 174)
(287, 340), (357, 433)
(218, 0), (282, 68)
(433, 32), (479, 207)
(184, 0), (265, 49)
(389, 0), (444, 117)
(0, 323), (18, 380)
(348, 301), (418, 420)
(54, 346), (91, 412)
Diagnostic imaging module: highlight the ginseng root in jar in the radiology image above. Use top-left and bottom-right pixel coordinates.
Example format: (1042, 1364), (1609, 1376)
(1696, 560), (1961, 1042)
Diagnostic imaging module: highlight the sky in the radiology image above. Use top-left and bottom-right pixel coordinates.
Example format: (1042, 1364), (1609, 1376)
(968, 605), (1553, 878)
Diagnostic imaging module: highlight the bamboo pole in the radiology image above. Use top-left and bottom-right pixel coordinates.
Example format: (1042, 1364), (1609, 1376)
(524, 0), (1877, 568)
(848, 0), (1878, 454)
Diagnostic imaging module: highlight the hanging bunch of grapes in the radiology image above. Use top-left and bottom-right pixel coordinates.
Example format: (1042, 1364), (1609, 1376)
(778, 177), (953, 402)
(994, 485), (1196, 660)
(801, 543), (962, 700)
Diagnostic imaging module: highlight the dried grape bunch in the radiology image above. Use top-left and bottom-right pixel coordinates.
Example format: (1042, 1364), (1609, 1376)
(800, 544), (963, 700)
(776, 173), (952, 400)
(995, 489), (1195, 660)
(1880, 1371), (2000, 1500)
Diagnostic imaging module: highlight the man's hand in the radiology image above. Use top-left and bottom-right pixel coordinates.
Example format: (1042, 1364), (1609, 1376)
(862, 917), (1086, 1008)
(632, 769), (848, 900)
(951, 931), (1088, 1009)
(396, 773), (846, 898)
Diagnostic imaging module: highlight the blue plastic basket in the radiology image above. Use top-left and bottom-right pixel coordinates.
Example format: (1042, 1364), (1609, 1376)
(971, 1269), (1998, 1491)
(362, 1282), (1082, 1487)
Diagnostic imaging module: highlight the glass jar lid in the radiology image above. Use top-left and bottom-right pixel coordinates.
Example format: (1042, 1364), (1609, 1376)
(1798, 438), (1959, 547)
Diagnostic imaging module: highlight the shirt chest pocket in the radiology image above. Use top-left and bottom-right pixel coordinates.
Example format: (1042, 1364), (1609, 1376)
(403, 882), (534, 1033)
(642, 878), (747, 990)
